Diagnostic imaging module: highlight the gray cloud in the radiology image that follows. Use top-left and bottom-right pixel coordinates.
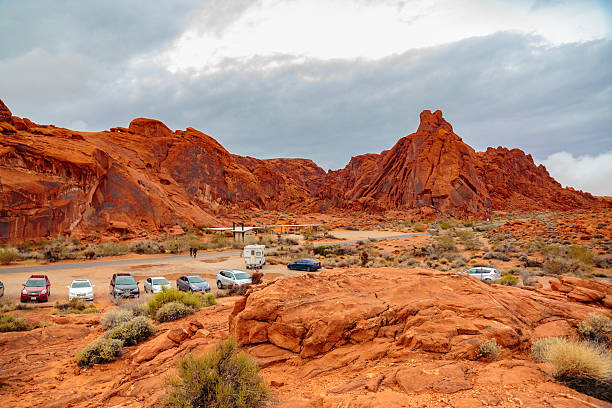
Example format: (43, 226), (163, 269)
(0, 4), (610, 197)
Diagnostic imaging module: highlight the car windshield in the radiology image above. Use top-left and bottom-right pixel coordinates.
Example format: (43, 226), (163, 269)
(234, 272), (250, 280)
(26, 280), (45, 287)
(71, 281), (91, 288)
(188, 276), (205, 283)
(152, 278), (169, 285)
(116, 276), (136, 285)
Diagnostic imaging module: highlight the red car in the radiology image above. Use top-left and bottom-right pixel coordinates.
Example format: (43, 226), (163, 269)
(21, 275), (51, 302)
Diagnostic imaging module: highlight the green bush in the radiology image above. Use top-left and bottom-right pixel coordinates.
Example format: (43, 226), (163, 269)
(0, 247), (20, 265)
(101, 309), (135, 330)
(577, 314), (612, 346)
(478, 339), (501, 361)
(155, 301), (194, 322)
(75, 338), (123, 368)
(147, 288), (215, 318)
(105, 316), (156, 346)
(163, 339), (269, 408)
(499, 274), (518, 286)
(0, 314), (29, 332)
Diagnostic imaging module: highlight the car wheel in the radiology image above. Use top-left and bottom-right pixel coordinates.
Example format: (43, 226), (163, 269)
(483, 278), (492, 284)
(217, 280), (223, 289)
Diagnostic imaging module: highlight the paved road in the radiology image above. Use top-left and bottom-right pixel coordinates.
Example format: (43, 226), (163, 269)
(0, 232), (428, 275)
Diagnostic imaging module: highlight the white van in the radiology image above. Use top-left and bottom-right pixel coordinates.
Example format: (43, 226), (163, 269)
(243, 244), (265, 269)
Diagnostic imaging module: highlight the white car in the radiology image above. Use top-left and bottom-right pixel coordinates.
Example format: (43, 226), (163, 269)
(216, 270), (252, 289)
(67, 279), (95, 301)
(460, 267), (501, 283)
(143, 276), (172, 293)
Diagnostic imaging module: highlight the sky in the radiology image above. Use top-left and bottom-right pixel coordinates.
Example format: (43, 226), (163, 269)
(0, 0), (611, 195)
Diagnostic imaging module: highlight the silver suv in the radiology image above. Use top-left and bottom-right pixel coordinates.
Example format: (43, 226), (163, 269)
(461, 267), (501, 283)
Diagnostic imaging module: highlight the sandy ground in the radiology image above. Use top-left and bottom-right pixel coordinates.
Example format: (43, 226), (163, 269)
(0, 229), (413, 304)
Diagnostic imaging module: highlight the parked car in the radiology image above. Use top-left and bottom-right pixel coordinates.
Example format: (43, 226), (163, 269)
(287, 258), (322, 272)
(68, 279), (95, 301)
(109, 273), (139, 298)
(21, 274), (51, 302)
(216, 270), (252, 289)
(177, 275), (211, 293)
(144, 276), (171, 293)
(459, 267), (501, 282)
(0, 281), (4, 297)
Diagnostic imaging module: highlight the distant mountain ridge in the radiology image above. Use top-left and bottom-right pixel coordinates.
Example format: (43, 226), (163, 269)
(0, 98), (605, 242)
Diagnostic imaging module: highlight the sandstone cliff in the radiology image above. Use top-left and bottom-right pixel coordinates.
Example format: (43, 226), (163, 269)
(0, 98), (606, 242)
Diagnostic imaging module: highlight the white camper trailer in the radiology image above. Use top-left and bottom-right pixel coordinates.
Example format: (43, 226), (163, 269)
(243, 244), (265, 269)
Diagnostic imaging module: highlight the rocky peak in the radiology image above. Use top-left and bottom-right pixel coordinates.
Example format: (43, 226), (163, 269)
(128, 118), (172, 139)
(416, 109), (454, 134)
(0, 97), (12, 122)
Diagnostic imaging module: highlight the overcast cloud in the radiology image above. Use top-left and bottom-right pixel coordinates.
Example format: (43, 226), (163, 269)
(0, 0), (611, 195)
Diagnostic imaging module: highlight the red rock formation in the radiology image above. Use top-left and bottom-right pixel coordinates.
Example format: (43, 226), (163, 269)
(476, 147), (602, 211)
(319, 110), (491, 217)
(0, 97), (607, 242)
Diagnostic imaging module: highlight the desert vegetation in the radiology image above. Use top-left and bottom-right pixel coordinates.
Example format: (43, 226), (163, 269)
(147, 288), (217, 322)
(52, 298), (99, 314)
(163, 339), (269, 408)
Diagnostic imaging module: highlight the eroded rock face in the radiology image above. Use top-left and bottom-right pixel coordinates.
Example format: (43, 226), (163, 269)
(0, 97), (12, 122)
(1, 97), (607, 242)
(230, 268), (612, 358)
(477, 147), (602, 212)
(320, 110), (491, 217)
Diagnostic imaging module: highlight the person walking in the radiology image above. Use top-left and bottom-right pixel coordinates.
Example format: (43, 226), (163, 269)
(193, 247), (198, 258)
(189, 247), (193, 257)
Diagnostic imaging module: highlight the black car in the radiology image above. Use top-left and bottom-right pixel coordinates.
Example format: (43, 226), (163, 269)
(110, 273), (140, 298)
(177, 275), (211, 293)
(287, 258), (322, 272)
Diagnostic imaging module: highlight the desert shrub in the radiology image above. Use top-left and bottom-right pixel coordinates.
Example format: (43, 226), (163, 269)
(42, 240), (71, 262)
(251, 271), (264, 285)
(499, 274), (518, 286)
(96, 242), (129, 257)
(567, 245), (595, 266)
(534, 337), (612, 401)
(433, 234), (456, 252)
(105, 316), (156, 346)
(492, 241), (518, 253)
(147, 288), (210, 317)
(412, 222), (425, 232)
(75, 338), (123, 368)
(543, 257), (583, 275)
(577, 314), (612, 346)
(0, 300), (16, 313)
(130, 240), (162, 254)
(155, 301), (194, 322)
(83, 246), (96, 259)
(163, 236), (191, 253)
(478, 339), (501, 361)
(228, 284), (249, 296)
(101, 309), (135, 330)
(518, 269), (535, 286)
(0, 314), (29, 332)
(483, 252), (510, 261)
(53, 298), (99, 314)
(531, 337), (566, 362)
(120, 298), (149, 317)
(0, 247), (20, 265)
(162, 339), (269, 408)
